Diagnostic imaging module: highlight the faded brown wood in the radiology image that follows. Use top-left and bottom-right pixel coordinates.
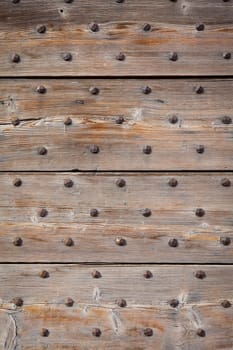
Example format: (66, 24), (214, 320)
(0, 172), (232, 263)
(0, 1), (233, 76)
(0, 79), (232, 170)
(0, 264), (232, 350)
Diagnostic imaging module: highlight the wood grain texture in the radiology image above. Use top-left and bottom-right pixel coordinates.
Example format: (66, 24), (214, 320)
(0, 78), (232, 170)
(0, 264), (232, 350)
(0, 172), (232, 263)
(0, 1), (233, 76)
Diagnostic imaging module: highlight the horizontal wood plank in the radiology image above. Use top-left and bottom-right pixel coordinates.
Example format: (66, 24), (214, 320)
(0, 1), (233, 76)
(0, 264), (232, 349)
(0, 79), (232, 170)
(0, 172), (232, 263)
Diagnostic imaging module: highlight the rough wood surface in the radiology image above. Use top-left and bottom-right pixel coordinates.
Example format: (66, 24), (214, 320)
(0, 172), (232, 263)
(0, 78), (232, 170)
(0, 264), (232, 350)
(0, 1), (233, 76)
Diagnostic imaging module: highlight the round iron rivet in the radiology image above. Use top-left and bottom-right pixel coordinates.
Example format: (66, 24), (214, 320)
(37, 25), (46, 34)
(168, 238), (178, 248)
(37, 146), (47, 155)
(89, 87), (99, 95)
(220, 237), (231, 246)
(116, 178), (126, 188)
(223, 52), (231, 59)
(221, 300), (231, 308)
(169, 115), (178, 124)
(90, 208), (99, 217)
(41, 328), (50, 337)
(169, 52), (178, 61)
(62, 52), (72, 61)
(64, 117), (72, 126)
(13, 237), (23, 247)
(64, 237), (74, 247)
(196, 23), (205, 31)
(11, 53), (20, 63)
(221, 116), (232, 124)
(116, 298), (127, 307)
(195, 208), (205, 217)
(221, 178), (231, 187)
(144, 328), (153, 337)
(13, 178), (22, 187)
(195, 86), (204, 94)
(92, 270), (102, 278)
(92, 328), (101, 337)
(64, 179), (74, 188)
(195, 270), (206, 279)
(143, 145), (152, 155)
(39, 208), (48, 218)
(143, 270), (153, 279)
(39, 270), (49, 278)
(115, 116), (125, 124)
(142, 86), (152, 94)
(90, 144), (100, 154)
(12, 118), (20, 126)
(143, 23), (151, 32)
(90, 23), (99, 32)
(65, 297), (74, 307)
(169, 299), (179, 308)
(115, 237), (127, 246)
(116, 52), (125, 61)
(12, 297), (23, 307)
(168, 178), (178, 187)
(196, 145), (205, 154)
(142, 208), (152, 217)
(196, 328), (206, 337)
(37, 86), (47, 94)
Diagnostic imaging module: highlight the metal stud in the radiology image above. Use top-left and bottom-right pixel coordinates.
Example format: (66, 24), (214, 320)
(64, 179), (74, 188)
(168, 238), (178, 247)
(37, 146), (47, 155)
(92, 270), (102, 279)
(37, 25), (46, 34)
(62, 52), (72, 61)
(12, 297), (23, 306)
(221, 178), (231, 187)
(90, 23), (99, 32)
(11, 53), (20, 63)
(41, 328), (50, 337)
(90, 208), (99, 217)
(196, 145), (205, 154)
(13, 237), (23, 247)
(196, 23), (205, 31)
(223, 52), (231, 59)
(39, 208), (48, 218)
(116, 178), (126, 188)
(220, 237), (231, 246)
(116, 52), (126, 61)
(64, 117), (72, 126)
(115, 237), (127, 246)
(169, 115), (178, 124)
(144, 328), (153, 337)
(143, 270), (153, 279)
(143, 23), (151, 32)
(37, 86), (47, 94)
(195, 208), (205, 217)
(169, 299), (179, 308)
(90, 144), (100, 154)
(195, 86), (204, 94)
(89, 87), (100, 95)
(65, 297), (74, 307)
(39, 270), (49, 278)
(143, 145), (152, 154)
(92, 328), (102, 337)
(116, 298), (127, 307)
(196, 328), (206, 337)
(221, 300), (231, 308)
(142, 86), (152, 94)
(195, 270), (206, 279)
(13, 178), (22, 187)
(142, 208), (152, 217)
(221, 116), (232, 124)
(169, 52), (178, 61)
(12, 117), (20, 126)
(115, 116), (125, 124)
(168, 178), (178, 187)
(64, 237), (74, 247)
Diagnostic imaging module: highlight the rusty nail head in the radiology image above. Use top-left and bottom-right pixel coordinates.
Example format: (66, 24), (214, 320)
(92, 270), (102, 278)
(12, 53), (20, 63)
(142, 208), (152, 217)
(195, 86), (204, 94)
(64, 117), (72, 126)
(64, 179), (74, 188)
(62, 52), (72, 61)
(143, 145), (152, 154)
(196, 328), (206, 337)
(196, 145), (205, 154)
(116, 298), (127, 307)
(195, 208), (205, 217)
(169, 52), (178, 61)
(223, 52), (231, 59)
(195, 270), (206, 279)
(116, 52), (125, 61)
(12, 117), (20, 126)
(39, 208), (48, 217)
(65, 297), (74, 307)
(116, 178), (126, 188)
(92, 328), (101, 337)
(168, 178), (178, 187)
(142, 86), (152, 94)
(37, 25), (46, 34)
(196, 23), (205, 31)
(221, 178), (231, 187)
(13, 237), (23, 246)
(168, 238), (178, 247)
(12, 297), (23, 306)
(37, 86), (47, 94)
(13, 178), (22, 187)
(41, 328), (50, 337)
(221, 300), (231, 308)
(221, 116), (232, 124)
(143, 23), (151, 32)
(39, 270), (49, 278)
(38, 146), (47, 155)
(90, 23), (99, 32)
(115, 237), (127, 246)
(90, 208), (99, 217)
(220, 237), (231, 246)
(169, 299), (179, 308)
(144, 328), (153, 336)
(144, 270), (153, 279)
(115, 116), (125, 124)
(89, 87), (99, 95)
(64, 237), (74, 247)
(169, 115), (178, 124)
(90, 144), (100, 154)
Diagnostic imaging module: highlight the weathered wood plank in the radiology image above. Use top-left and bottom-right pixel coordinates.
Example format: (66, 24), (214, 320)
(0, 264), (232, 349)
(0, 79), (232, 170)
(0, 173), (232, 263)
(0, 1), (233, 76)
